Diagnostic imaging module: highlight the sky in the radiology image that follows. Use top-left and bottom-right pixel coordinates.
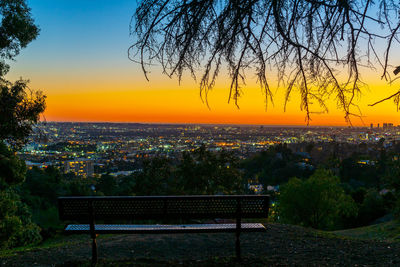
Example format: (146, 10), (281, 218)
(5, 0), (400, 126)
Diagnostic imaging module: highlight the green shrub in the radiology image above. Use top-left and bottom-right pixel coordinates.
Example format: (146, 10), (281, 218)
(278, 169), (358, 230)
(0, 190), (41, 249)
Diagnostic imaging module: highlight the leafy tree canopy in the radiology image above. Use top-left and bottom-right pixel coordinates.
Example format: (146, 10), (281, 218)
(0, 0), (39, 76)
(131, 0), (400, 123)
(176, 145), (243, 194)
(0, 79), (46, 149)
(279, 168), (357, 230)
(0, 141), (25, 189)
(0, 0), (44, 249)
(0, 0), (44, 149)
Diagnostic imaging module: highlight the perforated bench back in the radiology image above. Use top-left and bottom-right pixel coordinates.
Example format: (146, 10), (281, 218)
(58, 195), (269, 222)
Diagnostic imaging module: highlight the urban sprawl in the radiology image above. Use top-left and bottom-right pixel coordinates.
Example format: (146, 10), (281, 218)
(20, 122), (399, 179)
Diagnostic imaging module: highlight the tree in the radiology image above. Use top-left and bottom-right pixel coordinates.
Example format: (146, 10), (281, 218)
(278, 169), (357, 230)
(0, 0), (44, 149)
(357, 189), (386, 226)
(241, 144), (312, 186)
(0, 0), (39, 76)
(96, 174), (118, 196)
(0, 0), (45, 248)
(0, 142), (41, 248)
(176, 146), (243, 194)
(0, 79), (46, 149)
(133, 156), (176, 195)
(21, 166), (65, 210)
(0, 87), (44, 248)
(131, 1), (400, 123)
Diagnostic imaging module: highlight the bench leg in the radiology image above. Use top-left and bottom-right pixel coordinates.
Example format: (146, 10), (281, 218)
(92, 237), (98, 265)
(235, 232), (241, 261)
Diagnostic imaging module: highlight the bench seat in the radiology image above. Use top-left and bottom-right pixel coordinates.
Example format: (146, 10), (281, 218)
(58, 195), (269, 263)
(65, 223), (266, 234)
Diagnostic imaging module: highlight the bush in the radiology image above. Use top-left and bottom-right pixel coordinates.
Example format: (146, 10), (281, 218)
(0, 190), (41, 249)
(357, 189), (386, 225)
(278, 169), (358, 230)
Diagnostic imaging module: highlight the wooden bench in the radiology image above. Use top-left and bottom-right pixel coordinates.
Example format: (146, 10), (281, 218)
(58, 195), (269, 263)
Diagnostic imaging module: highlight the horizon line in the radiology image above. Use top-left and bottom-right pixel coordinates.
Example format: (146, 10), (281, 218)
(39, 120), (381, 128)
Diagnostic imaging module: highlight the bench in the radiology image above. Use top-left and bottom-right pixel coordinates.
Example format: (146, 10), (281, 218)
(58, 195), (269, 263)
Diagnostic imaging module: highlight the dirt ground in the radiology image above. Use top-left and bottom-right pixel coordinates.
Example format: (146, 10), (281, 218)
(1, 223), (400, 266)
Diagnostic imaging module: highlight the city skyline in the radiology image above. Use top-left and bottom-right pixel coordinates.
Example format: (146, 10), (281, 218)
(21, 121), (400, 178)
(5, 0), (400, 126)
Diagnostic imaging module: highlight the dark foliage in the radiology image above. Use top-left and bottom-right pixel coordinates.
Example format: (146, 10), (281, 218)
(279, 169), (357, 230)
(0, 79), (45, 150)
(0, 0), (39, 76)
(241, 144), (313, 185)
(176, 145), (244, 194)
(0, 143), (41, 249)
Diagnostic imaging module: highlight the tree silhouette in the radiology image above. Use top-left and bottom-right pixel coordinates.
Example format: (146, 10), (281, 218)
(176, 146), (243, 194)
(131, 0), (400, 123)
(0, 0), (45, 149)
(0, 0), (45, 249)
(0, 0), (39, 76)
(0, 79), (46, 149)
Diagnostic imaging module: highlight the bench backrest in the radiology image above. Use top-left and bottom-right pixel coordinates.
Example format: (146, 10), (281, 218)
(58, 195), (269, 222)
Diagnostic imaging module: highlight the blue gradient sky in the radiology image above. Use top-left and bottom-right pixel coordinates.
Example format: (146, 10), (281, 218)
(9, 0), (137, 81)
(4, 1), (400, 126)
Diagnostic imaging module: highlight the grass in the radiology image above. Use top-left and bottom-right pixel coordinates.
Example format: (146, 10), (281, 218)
(0, 233), (87, 258)
(0, 232), (121, 258)
(330, 220), (400, 242)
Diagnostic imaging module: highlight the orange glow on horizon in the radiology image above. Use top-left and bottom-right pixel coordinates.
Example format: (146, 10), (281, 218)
(6, 1), (400, 127)
(42, 81), (400, 127)
(23, 58), (400, 127)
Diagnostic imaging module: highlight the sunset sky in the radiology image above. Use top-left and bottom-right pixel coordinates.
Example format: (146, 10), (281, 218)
(6, 0), (400, 126)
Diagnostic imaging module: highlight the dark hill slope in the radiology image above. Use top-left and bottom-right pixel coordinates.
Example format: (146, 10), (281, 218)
(1, 223), (399, 266)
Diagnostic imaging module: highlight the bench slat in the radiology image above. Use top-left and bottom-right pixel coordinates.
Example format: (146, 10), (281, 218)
(64, 223), (266, 234)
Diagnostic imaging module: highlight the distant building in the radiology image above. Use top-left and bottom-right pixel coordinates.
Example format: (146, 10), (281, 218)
(248, 183), (264, 194)
(25, 161), (53, 170)
(370, 123), (373, 129)
(382, 123), (394, 130)
(64, 158), (94, 177)
(357, 159), (375, 166)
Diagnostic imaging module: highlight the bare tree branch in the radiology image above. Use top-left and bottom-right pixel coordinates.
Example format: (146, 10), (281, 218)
(130, 0), (400, 123)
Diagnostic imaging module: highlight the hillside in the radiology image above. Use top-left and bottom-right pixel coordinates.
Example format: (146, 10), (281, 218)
(331, 220), (400, 241)
(1, 223), (399, 266)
